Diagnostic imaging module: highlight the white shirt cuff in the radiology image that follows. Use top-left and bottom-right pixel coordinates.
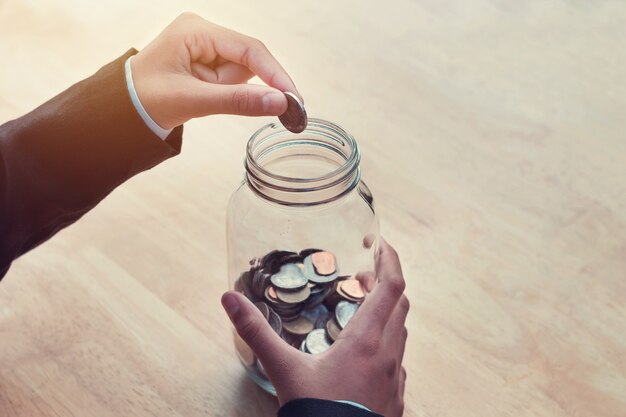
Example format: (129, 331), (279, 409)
(124, 56), (173, 140)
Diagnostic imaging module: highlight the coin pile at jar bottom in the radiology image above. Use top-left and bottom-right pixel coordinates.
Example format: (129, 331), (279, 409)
(234, 248), (366, 360)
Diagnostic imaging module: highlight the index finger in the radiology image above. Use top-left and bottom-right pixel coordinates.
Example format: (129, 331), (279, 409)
(341, 238), (406, 337)
(213, 29), (302, 101)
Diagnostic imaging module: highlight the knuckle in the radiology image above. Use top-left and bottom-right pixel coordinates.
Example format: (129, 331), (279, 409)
(388, 276), (406, 297)
(237, 317), (262, 344)
(231, 87), (251, 113)
(402, 327), (408, 342)
(178, 11), (198, 21)
(251, 37), (266, 51)
(385, 358), (399, 377)
(399, 296), (410, 314)
(386, 244), (400, 261)
(359, 338), (381, 357)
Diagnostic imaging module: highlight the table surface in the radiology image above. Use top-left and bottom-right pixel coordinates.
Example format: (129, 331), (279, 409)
(1, 1), (625, 416)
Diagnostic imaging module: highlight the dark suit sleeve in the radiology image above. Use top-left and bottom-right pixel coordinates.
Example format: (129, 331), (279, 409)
(0, 49), (183, 279)
(278, 398), (383, 417)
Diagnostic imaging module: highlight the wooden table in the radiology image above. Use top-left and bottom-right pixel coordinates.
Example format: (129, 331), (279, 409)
(1, 1), (625, 416)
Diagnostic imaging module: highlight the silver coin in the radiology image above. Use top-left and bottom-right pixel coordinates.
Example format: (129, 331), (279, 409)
(270, 263), (308, 290)
(335, 300), (359, 329)
(300, 339), (309, 353)
(278, 92), (307, 133)
(302, 255), (338, 284)
(304, 329), (332, 355)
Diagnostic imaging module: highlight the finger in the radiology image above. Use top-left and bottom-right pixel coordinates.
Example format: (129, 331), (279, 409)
(221, 291), (292, 368)
(183, 79), (288, 116)
(355, 271), (376, 293)
(212, 33), (302, 100)
(384, 294), (410, 344)
(398, 367), (407, 400)
(389, 367), (407, 417)
(343, 238), (405, 335)
(215, 62), (255, 84)
(398, 326), (408, 362)
(191, 61), (254, 84)
(400, 367), (407, 396)
(363, 234), (376, 249)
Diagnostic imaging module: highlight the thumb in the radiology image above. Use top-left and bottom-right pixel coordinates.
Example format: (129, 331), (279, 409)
(221, 291), (291, 367)
(191, 81), (288, 117)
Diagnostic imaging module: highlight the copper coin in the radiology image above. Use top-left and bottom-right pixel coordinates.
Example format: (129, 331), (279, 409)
(325, 317), (342, 342)
(339, 279), (365, 301)
(303, 255), (338, 284)
(278, 92), (307, 133)
(335, 284), (353, 302)
(311, 251), (337, 276)
(282, 316), (314, 336)
(276, 286), (311, 304)
(265, 286), (279, 302)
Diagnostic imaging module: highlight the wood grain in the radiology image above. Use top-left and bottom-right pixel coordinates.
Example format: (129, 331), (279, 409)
(1, 1), (625, 416)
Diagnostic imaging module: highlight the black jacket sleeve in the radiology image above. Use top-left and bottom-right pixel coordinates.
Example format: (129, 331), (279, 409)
(0, 49), (183, 279)
(278, 398), (383, 417)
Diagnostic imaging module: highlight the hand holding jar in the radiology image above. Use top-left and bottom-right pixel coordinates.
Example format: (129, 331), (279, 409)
(222, 238), (409, 417)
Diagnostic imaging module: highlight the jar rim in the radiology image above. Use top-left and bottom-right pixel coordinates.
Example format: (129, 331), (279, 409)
(246, 118), (360, 184)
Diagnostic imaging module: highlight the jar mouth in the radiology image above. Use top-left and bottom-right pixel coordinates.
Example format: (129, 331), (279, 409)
(246, 118), (360, 183)
(245, 118), (361, 206)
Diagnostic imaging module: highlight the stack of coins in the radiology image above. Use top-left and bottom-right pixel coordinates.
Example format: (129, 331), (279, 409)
(233, 248), (365, 360)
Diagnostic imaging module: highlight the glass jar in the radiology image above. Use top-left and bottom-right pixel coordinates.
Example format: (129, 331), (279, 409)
(226, 118), (379, 394)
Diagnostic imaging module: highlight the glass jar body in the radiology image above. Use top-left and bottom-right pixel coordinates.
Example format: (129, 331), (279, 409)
(226, 120), (378, 394)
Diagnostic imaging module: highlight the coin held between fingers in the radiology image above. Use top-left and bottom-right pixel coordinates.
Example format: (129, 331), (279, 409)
(278, 92), (307, 133)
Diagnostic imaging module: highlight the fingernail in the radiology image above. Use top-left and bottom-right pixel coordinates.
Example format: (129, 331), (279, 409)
(222, 292), (241, 318)
(262, 91), (286, 114)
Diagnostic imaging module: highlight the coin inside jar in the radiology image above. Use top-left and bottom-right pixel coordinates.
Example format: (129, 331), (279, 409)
(335, 300), (359, 329)
(268, 310), (283, 335)
(278, 92), (307, 133)
(282, 316), (315, 336)
(303, 254), (338, 284)
(234, 248), (371, 358)
(304, 328), (332, 354)
(270, 263), (308, 290)
(337, 279), (366, 302)
(265, 286), (279, 303)
(311, 251), (337, 276)
(325, 317), (342, 341)
(276, 286), (311, 304)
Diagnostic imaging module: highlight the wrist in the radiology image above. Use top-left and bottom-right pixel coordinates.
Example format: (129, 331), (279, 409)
(125, 56), (174, 138)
